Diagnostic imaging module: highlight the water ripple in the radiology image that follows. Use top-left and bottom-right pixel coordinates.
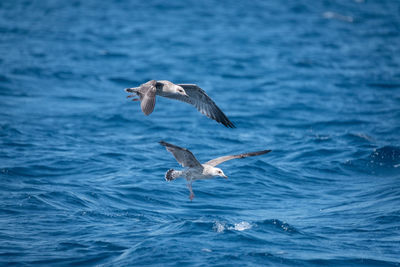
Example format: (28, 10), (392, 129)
(1, 0), (399, 266)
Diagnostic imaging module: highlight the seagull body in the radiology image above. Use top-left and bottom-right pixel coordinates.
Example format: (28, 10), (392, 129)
(125, 80), (235, 128)
(159, 141), (271, 200)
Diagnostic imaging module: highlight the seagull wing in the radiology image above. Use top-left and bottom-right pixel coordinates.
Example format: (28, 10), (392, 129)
(205, 149), (271, 167)
(138, 80), (157, 115)
(165, 84), (235, 128)
(160, 141), (202, 168)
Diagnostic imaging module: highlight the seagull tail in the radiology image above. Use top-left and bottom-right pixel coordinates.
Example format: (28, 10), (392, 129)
(125, 87), (138, 93)
(165, 169), (182, 181)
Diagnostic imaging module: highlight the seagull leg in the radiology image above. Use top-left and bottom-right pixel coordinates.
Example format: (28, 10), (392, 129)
(187, 183), (195, 201)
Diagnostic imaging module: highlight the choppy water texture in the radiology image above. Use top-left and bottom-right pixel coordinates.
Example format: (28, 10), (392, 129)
(1, 0), (400, 266)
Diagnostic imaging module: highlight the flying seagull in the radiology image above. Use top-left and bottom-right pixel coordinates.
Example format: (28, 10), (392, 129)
(125, 80), (235, 128)
(159, 141), (271, 200)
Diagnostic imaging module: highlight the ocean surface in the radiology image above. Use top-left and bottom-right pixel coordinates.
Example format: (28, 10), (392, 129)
(1, 0), (400, 266)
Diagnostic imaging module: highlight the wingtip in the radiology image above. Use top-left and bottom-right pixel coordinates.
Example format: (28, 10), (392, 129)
(142, 109), (152, 116)
(222, 121), (236, 128)
(261, 149), (272, 155)
(246, 149), (272, 157)
(159, 140), (173, 147)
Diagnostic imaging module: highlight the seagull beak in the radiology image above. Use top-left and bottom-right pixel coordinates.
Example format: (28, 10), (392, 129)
(223, 175), (228, 179)
(125, 88), (135, 93)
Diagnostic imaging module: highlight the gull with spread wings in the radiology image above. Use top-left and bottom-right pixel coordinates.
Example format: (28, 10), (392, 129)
(159, 141), (271, 200)
(125, 80), (235, 128)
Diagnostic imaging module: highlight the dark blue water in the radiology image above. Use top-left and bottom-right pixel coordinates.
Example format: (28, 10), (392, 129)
(1, 0), (400, 266)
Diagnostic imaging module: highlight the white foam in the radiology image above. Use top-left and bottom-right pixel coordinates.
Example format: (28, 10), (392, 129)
(229, 221), (252, 231)
(214, 221), (252, 232)
(213, 221), (225, 233)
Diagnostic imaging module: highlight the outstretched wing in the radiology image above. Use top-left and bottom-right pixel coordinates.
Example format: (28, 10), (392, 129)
(165, 84), (235, 128)
(205, 149), (271, 167)
(159, 141), (202, 168)
(138, 80), (157, 115)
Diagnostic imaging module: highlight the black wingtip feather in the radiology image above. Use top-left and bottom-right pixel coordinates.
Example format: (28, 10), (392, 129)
(222, 117), (236, 128)
(244, 150), (271, 157)
(222, 122), (235, 128)
(214, 106), (235, 128)
(226, 121), (236, 128)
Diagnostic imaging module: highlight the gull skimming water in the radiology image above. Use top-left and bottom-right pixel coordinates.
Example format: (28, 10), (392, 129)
(125, 80), (235, 128)
(159, 141), (271, 200)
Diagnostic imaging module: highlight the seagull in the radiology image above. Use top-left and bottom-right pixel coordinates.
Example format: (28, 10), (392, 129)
(159, 141), (271, 200)
(125, 80), (235, 128)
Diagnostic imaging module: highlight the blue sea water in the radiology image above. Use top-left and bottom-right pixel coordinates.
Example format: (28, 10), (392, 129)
(1, 0), (400, 265)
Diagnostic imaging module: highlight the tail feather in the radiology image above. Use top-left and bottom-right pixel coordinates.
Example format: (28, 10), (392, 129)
(125, 87), (138, 93)
(165, 169), (181, 181)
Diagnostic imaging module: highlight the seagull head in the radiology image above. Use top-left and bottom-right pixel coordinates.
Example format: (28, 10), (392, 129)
(175, 85), (189, 97)
(212, 167), (228, 179)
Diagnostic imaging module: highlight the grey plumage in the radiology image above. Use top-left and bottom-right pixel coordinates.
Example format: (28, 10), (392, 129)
(159, 141), (271, 200)
(204, 150), (272, 167)
(125, 80), (235, 128)
(125, 80), (157, 116)
(160, 141), (202, 168)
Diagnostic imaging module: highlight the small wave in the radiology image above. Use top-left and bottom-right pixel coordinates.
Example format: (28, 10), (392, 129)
(344, 132), (374, 143)
(306, 258), (400, 266)
(228, 221), (252, 231)
(258, 219), (300, 234)
(369, 146), (400, 164)
(213, 221), (252, 233)
(0, 124), (23, 137)
(344, 146), (400, 175)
